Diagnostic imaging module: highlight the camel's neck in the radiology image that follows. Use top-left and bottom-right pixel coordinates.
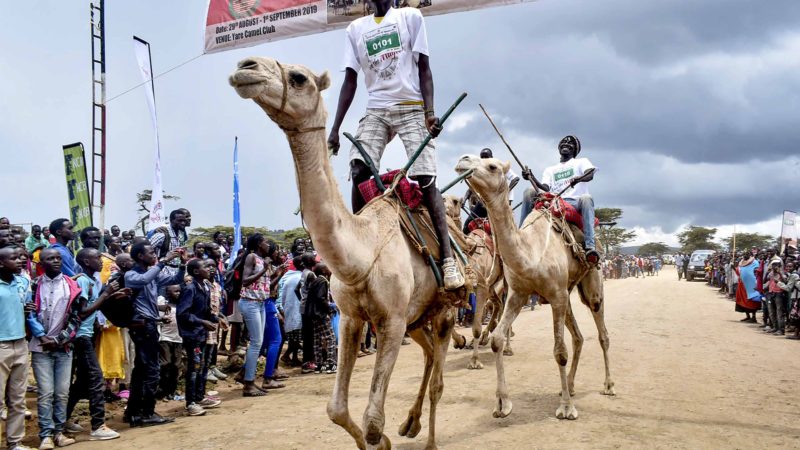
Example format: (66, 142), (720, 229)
(478, 185), (531, 274)
(285, 126), (360, 276)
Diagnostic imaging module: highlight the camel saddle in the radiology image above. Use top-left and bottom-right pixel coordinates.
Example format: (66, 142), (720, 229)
(534, 193), (599, 229)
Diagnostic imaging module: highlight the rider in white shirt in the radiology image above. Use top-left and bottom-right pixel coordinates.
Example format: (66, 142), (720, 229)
(520, 135), (599, 263)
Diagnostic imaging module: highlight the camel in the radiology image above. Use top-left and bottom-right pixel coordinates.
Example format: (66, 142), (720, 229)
(230, 57), (459, 450)
(454, 154), (614, 421)
(443, 194), (510, 368)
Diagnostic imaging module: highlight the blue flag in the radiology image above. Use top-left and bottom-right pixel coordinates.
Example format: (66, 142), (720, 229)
(229, 137), (241, 266)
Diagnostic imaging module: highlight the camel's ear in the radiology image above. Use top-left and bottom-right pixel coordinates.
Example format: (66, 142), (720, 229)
(501, 160), (511, 174)
(316, 71), (331, 91)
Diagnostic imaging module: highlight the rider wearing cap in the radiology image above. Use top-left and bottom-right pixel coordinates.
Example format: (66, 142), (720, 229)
(520, 135), (599, 263)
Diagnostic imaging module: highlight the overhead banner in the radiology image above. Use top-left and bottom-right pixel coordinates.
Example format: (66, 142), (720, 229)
(204, 0), (536, 54)
(62, 143), (93, 233)
(781, 210), (797, 254)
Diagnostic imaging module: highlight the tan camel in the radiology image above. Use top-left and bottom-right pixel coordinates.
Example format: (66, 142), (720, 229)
(230, 57), (457, 450)
(454, 155), (614, 421)
(443, 195), (510, 368)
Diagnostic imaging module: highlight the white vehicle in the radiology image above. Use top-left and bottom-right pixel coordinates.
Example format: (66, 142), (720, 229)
(687, 249), (714, 281)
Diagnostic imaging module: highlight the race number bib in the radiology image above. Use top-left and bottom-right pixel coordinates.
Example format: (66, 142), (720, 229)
(363, 24), (402, 80)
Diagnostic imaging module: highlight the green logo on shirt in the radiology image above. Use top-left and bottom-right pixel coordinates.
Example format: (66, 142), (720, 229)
(365, 31), (401, 57)
(554, 168), (574, 182)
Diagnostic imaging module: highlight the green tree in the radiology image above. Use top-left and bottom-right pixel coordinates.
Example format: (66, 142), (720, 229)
(595, 207), (637, 254)
(720, 232), (775, 252)
(187, 226), (309, 252)
(638, 242), (670, 256)
(135, 189), (180, 234)
(677, 226), (719, 253)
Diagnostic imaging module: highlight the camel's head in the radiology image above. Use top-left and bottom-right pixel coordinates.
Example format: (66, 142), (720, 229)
(455, 154), (511, 202)
(442, 194), (463, 223)
(229, 57), (331, 129)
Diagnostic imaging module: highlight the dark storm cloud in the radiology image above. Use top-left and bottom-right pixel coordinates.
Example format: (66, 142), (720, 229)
(430, 0), (800, 164)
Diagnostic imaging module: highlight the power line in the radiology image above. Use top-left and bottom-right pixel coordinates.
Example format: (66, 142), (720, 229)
(106, 53), (204, 103)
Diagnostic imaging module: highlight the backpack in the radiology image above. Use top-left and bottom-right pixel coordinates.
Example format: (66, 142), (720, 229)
(98, 272), (139, 328)
(223, 254), (246, 310)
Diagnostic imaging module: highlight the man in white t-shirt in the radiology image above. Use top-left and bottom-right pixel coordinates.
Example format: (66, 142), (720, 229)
(520, 135), (599, 262)
(327, 0), (464, 290)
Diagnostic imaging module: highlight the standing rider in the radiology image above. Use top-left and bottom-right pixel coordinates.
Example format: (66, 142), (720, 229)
(327, 0), (464, 290)
(520, 135), (599, 263)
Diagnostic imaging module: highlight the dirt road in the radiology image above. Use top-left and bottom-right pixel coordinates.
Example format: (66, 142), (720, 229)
(77, 270), (800, 449)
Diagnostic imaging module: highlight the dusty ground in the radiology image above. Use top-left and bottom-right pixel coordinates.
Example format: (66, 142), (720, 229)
(24, 268), (800, 449)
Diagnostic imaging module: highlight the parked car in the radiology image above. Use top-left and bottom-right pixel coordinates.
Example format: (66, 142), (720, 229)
(686, 249), (714, 281)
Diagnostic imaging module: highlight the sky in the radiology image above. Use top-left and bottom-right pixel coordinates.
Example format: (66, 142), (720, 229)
(2, 0), (799, 247)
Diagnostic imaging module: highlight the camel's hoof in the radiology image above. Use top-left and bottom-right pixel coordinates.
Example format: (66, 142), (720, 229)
(503, 347), (514, 356)
(366, 434), (392, 450)
(452, 335), (467, 350)
(603, 383), (616, 396)
(424, 443), (438, 450)
(465, 338), (475, 350)
(555, 404), (579, 420)
(492, 398), (513, 418)
(398, 414), (422, 438)
(478, 333), (490, 346)
(467, 359), (483, 370)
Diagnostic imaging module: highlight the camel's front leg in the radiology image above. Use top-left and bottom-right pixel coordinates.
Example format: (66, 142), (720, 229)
(469, 286), (489, 369)
(328, 314), (367, 449)
(490, 288), (526, 418)
(551, 297), (578, 420)
(425, 308), (454, 450)
(363, 317), (406, 450)
(399, 326), (434, 439)
(579, 272), (614, 395)
(564, 302), (583, 396)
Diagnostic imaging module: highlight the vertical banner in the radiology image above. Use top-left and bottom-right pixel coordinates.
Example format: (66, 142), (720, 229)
(62, 143), (93, 233)
(204, 0), (537, 53)
(133, 36), (167, 231)
(780, 210), (797, 254)
(229, 137), (242, 266)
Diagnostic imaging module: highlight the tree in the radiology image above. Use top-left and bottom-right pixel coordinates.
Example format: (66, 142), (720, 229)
(720, 232), (775, 252)
(135, 189), (180, 234)
(187, 226), (309, 252)
(638, 242), (670, 256)
(595, 207), (637, 254)
(677, 226), (719, 253)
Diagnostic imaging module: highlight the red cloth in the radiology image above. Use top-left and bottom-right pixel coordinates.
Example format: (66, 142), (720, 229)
(358, 170), (423, 210)
(533, 193), (600, 228)
(467, 218), (492, 235)
(735, 267), (761, 311)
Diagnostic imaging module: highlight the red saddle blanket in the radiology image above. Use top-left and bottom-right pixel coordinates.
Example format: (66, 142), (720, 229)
(358, 170), (423, 210)
(533, 193), (599, 228)
(467, 217), (492, 235)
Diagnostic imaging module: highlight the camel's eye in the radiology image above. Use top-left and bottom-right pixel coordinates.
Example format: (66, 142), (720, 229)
(488, 164), (497, 172)
(289, 71), (308, 86)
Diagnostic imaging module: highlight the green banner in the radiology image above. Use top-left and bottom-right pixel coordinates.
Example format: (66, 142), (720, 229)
(62, 143), (93, 233)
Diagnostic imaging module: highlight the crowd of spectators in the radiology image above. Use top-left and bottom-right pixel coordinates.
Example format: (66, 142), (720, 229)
(0, 211), (362, 449)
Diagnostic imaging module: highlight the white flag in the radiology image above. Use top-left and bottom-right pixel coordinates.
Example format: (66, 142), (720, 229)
(134, 37), (167, 231)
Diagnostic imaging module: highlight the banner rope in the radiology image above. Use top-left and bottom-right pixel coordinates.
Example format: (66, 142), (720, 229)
(106, 53), (204, 103)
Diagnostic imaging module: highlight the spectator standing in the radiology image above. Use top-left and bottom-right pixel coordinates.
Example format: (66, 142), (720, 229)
(25, 224), (49, 253)
(0, 246), (32, 450)
(308, 263), (338, 374)
(49, 219), (78, 277)
(156, 285), (183, 401)
(299, 253), (318, 373)
(278, 256), (303, 367)
(148, 209), (189, 278)
(27, 248), (83, 449)
(177, 259), (218, 416)
(64, 248), (122, 440)
(123, 243), (186, 427)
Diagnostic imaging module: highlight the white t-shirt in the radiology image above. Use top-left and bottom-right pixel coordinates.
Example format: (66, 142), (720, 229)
(157, 296), (182, 344)
(541, 157), (597, 199)
(342, 7), (429, 109)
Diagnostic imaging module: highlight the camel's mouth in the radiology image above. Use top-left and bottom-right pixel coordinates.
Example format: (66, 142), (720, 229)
(228, 70), (272, 99)
(455, 155), (479, 174)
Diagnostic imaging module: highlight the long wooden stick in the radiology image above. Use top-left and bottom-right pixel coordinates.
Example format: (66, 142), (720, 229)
(478, 104), (540, 195)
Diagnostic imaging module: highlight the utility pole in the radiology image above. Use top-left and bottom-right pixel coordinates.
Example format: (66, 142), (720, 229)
(90, 0), (106, 245)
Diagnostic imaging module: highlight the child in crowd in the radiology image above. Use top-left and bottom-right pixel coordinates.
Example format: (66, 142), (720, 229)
(157, 284), (183, 401)
(64, 248), (123, 441)
(177, 259), (218, 416)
